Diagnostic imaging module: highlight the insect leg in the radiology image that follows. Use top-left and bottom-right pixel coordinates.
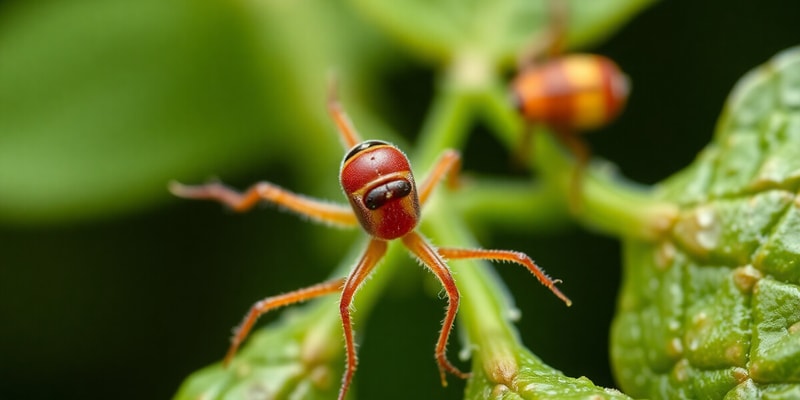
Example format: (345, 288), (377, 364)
(169, 180), (358, 227)
(417, 149), (462, 207)
(223, 277), (346, 366)
(327, 78), (363, 150)
(338, 238), (387, 400)
(437, 247), (571, 306)
(553, 127), (590, 213)
(401, 231), (470, 386)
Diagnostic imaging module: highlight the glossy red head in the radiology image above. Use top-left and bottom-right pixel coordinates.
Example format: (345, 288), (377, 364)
(512, 54), (629, 131)
(340, 140), (420, 240)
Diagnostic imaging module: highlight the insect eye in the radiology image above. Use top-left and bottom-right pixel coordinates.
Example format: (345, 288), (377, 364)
(344, 140), (389, 162)
(363, 179), (412, 210)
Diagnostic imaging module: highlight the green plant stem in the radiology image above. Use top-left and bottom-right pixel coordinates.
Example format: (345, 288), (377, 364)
(419, 52), (676, 242)
(414, 58), (560, 391)
(415, 78), (474, 171)
(424, 206), (526, 387)
(478, 81), (678, 241)
(454, 179), (571, 233)
(412, 57), (679, 394)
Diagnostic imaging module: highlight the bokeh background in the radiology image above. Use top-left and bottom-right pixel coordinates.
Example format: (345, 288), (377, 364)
(1, 0), (799, 399)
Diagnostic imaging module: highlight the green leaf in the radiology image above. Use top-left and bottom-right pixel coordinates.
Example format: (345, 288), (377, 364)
(465, 348), (631, 400)
(348, 0), (655, 66)
(0, 0), (384, 225)
(174, 301), (343, 400)
(0, 0), (281, 224)
(173, 238), (416, 400)
(611, 47), (800, 398)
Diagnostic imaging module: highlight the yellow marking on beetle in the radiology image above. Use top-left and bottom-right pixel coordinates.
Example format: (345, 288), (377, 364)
(572, 90), (607, 129)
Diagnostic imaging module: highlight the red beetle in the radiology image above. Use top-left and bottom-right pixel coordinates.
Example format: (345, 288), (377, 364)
(170, 87), (571, 400)
(511, 0), (630, 205)
(512, 53), (629, 132)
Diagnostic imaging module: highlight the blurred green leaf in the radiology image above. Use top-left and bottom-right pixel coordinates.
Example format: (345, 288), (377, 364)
(174, 301), (342, 400)
(348, 0), (654, 66)
(612, 47), (800, 398)
(0, 0), (279, 223)
(0, 0), (388, 225)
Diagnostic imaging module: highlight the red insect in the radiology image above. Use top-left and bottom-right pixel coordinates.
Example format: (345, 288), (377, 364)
(511, 0), (629, 202)
(170, 87), (571, 400)
(512, 54), (628, 134)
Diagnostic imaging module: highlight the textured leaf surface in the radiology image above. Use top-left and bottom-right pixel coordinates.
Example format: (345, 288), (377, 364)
(174, 302), (342, 400)
(464, 347), (631, 400)
(611, 47), (800, 399)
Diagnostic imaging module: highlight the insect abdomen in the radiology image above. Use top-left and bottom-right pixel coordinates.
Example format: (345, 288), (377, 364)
(512, 54), (629, 131)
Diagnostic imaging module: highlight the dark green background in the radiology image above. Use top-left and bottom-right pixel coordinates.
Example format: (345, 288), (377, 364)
(1, 1), (799, 399)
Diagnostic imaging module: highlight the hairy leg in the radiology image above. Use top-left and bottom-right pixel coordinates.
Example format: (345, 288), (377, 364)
(338, 239), (388, 400)
(418, 149), (462, 207)
(223, 277), (346, 366)
(438, 247), (571, 306)
(170, 181), (358, 227)
(402, 231), (470, 386)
